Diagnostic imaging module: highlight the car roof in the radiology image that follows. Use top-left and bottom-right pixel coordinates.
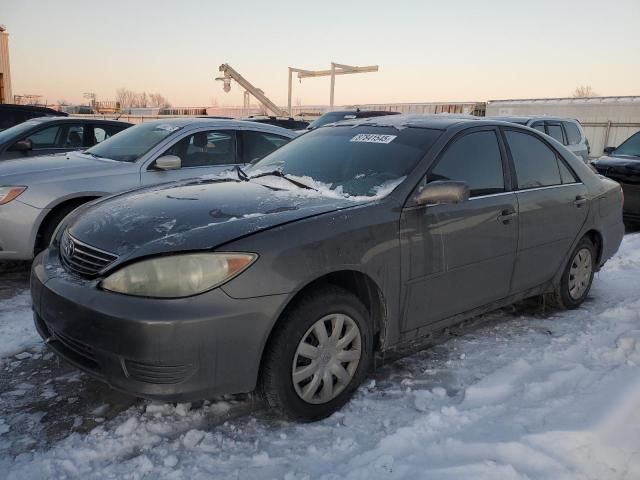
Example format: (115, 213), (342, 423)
(490, 115), (579, 124)
(24, 116), (132, 126)
(131, 118), (298, 136)
(325, 113), (483, 130)
(0, 104), (66, 115)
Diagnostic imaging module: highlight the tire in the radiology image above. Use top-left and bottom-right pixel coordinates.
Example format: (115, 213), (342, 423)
(260, 286), (373, 422)
(551, 237), (596, 310)
(35, 202), (86, 255)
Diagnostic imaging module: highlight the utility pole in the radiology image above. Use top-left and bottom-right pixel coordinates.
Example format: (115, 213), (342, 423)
(287, 62), (379, 115)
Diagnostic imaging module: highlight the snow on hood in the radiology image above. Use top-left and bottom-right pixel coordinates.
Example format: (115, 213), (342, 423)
(67, 177), (372, 259)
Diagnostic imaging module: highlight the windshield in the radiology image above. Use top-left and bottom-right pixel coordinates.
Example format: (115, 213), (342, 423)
(246, 126), (441, 198)
(0, 119), (45, 143)
(84, 122), (181, 162)
(307, 112), (357, 130)
(613, 132), (640, 157)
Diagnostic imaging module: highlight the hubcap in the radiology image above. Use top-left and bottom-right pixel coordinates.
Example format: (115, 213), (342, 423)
(292, 313), (362, 404)
(568, 247), (593, 300)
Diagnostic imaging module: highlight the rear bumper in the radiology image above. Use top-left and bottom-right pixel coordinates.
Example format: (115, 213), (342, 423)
(0, 200), (46, 260)
(31, 248), (289, 401)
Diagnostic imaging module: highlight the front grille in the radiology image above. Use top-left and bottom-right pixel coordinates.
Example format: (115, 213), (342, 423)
(60, 232), (118, 277)
(124, 360), (194, 384)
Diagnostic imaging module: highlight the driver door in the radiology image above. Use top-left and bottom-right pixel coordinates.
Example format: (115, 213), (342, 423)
(140, 129), (239, 186)
(400, 128), (518, 332)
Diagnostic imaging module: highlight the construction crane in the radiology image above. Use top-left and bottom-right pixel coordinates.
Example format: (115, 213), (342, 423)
(216, 63), (287, 117)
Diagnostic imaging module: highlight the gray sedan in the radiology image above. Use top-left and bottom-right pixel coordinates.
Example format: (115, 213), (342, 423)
(0, 118), (296, 260)
(32, 115), (624, 421)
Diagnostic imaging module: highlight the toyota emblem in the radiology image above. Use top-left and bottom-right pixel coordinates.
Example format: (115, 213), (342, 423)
(64, 237), (75, 258)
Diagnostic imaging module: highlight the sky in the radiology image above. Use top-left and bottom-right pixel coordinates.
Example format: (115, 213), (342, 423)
(3, 0), (640, 108)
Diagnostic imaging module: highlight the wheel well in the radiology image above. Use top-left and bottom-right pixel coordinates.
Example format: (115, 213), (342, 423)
(584, 229), (603, 268)
(270, 271), (387, 352)
(34, 197), (98, 253)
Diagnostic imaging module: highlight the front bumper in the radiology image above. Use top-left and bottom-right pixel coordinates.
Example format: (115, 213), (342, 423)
(31, 248), (289, 401)
(0, 200), (47, 260)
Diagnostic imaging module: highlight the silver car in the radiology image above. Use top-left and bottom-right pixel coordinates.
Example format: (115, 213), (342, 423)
(491, 116), (590, 162)
(0, 118), (296, 260)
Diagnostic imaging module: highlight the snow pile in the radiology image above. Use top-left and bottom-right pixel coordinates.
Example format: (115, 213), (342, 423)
(1, 234), (640, 479)
(0, 291), (39, 359)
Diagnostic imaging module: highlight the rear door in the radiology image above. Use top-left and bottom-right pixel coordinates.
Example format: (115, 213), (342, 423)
(240, 130), (291, 164)
(400, 127), (518, 331)
(503, 128), (589, 293)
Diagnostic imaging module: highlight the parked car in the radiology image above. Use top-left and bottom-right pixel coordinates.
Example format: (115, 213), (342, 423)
(244, 115), (309, 130)
(305, 109), (400, 130)
(0, 104), (67, 132)
(0, 117), (132, 161)
(31, 115), (624, 421)
(591, 130), (640, 225)
(0, 119), (296, 260)
(491, 116), (590, 162)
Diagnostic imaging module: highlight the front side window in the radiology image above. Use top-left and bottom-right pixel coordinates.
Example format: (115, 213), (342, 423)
(26, 125), (62, 148)
(248, 126), (440, 198)
(531, 122), (545, 133)
(62, 125), (84, 147)
(506, 130), (562, 189)
(428, 130), (505, 197)
(546, 123), (566, 145)
(242, 130), (290, 163)
(161, 130), (237, 167)
(564, 121), (582, 145)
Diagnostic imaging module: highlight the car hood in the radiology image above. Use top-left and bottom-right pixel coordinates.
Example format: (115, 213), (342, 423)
(592, 155), (640, 183)
(68, 178), (367, 260)
(0, 151), (128, 184)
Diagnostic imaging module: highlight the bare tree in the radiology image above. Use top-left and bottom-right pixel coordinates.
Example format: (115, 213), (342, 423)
(149, 93), (171, 108)
(572, 85), (599, 98)
(115, 88), (137, 110)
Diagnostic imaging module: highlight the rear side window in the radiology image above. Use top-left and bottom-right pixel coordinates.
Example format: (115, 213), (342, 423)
(428, 130), (505, 197)
(505, 130), (562, 189)
(62, 125), (84, 147)
(531, 123), (545, 133)
(563, 122), (582, 145)
(242, 130), (290, 163)
(546, 123), (566, 145)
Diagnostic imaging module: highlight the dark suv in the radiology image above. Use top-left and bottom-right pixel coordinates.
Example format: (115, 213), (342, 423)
(0, 104), (67, 132)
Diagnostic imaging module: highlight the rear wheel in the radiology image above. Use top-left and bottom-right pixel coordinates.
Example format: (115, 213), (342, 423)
(260, 286), (373, 421)
(551, 237), (596, 309)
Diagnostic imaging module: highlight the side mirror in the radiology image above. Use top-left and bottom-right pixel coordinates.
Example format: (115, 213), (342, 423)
(11, 139), (32, 152)
(414, 181), (470, 206)
(603, 146), (615, 155)
(154, 155), (181, 171)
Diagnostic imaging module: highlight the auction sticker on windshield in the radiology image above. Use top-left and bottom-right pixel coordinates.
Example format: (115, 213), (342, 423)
(350, 134), (397, 144)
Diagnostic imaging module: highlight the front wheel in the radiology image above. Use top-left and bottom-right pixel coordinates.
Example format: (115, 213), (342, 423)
(551, 237), (596, 309)
(260, 286), (373, 421)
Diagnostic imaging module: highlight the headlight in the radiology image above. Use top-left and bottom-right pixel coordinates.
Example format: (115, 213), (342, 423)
(101, 252), (257, 298)
(0, 186), (27, 206)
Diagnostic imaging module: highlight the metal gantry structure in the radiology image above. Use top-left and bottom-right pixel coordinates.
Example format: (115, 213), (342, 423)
(288, 62), (379, 115)
(215, 62), (379, 117)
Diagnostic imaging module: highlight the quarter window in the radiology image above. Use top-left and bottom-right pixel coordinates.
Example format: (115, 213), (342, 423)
(428, 130), (505, 197)
(563, 122), (582, 145)
(505, 130), (562, 189)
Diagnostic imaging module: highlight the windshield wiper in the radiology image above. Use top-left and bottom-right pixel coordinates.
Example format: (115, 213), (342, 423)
(235, 165), (250, 181)
(249, 170), (317, 191)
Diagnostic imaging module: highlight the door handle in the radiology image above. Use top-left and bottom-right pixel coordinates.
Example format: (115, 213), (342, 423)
(574, 196), (588, 207)
(497, 210), (517, 224)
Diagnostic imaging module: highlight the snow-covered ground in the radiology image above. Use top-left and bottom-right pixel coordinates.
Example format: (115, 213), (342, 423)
(1, 234), (639, 480)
